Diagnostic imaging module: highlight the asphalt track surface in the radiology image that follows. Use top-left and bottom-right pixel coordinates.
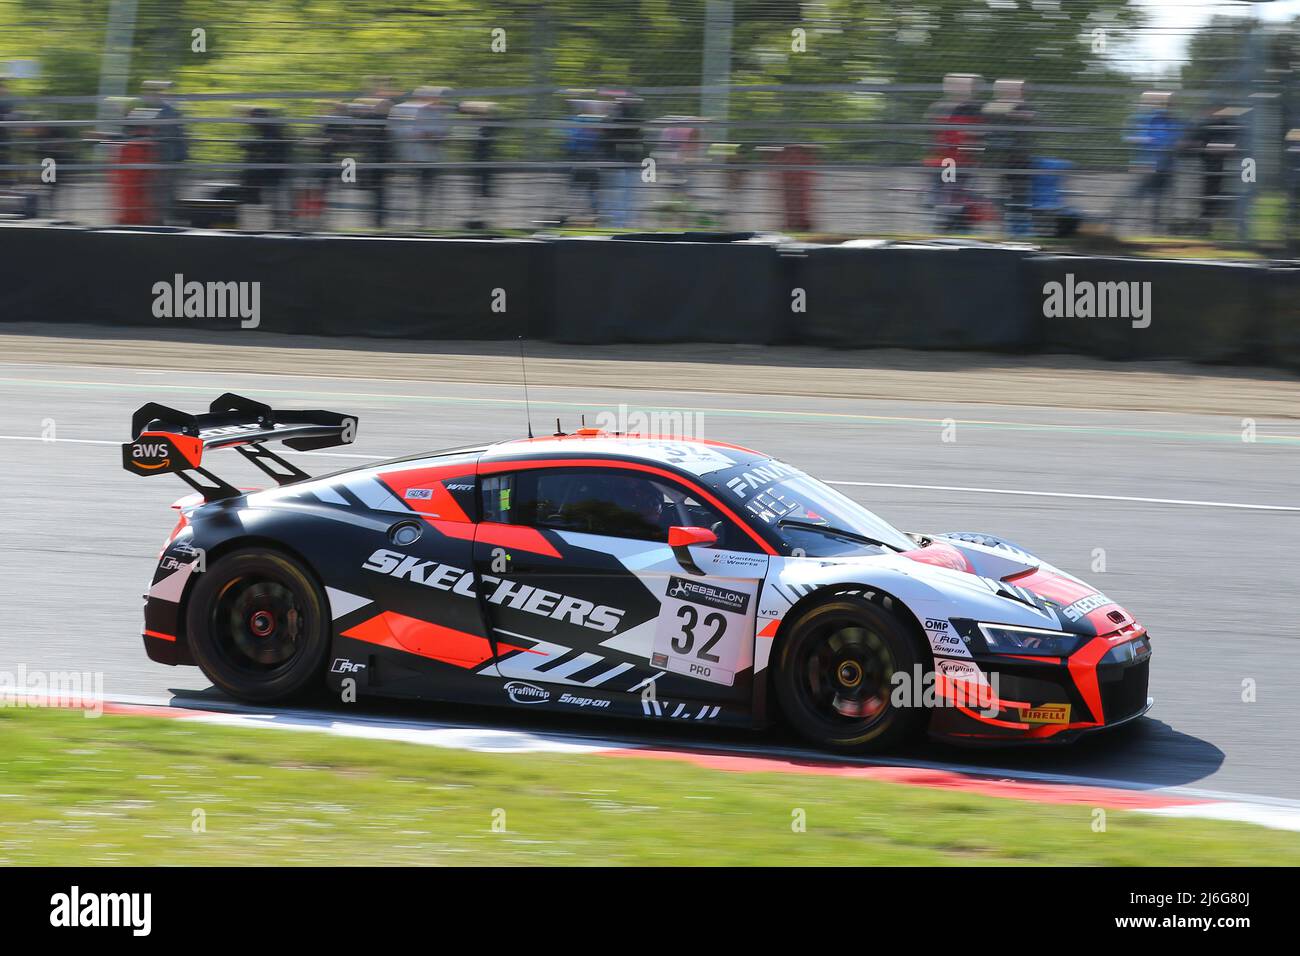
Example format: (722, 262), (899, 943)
(2, 359), (1298, 802)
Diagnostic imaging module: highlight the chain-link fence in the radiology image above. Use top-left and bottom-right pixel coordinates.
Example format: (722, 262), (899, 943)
(1, 0), (1297, 249)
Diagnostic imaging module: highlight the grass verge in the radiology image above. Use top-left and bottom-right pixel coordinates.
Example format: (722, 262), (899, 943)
(0, 708), (1295, 865)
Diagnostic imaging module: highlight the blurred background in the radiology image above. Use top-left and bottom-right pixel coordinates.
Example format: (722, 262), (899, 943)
(0, 0), (1298, 253)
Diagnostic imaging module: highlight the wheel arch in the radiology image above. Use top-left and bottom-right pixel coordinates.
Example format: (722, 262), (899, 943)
(173, 533), (326, 650)
(761, 578), (935, 722)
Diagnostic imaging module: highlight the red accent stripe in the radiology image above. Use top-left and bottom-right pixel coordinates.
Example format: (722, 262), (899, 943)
(505, 433), (766, 457)
(429, 519), (563, 559)
(1068, 636), (1112, 723)
(138, 430), (204, 468)
(477, 457), (776, 555)
(377, 465), (474, 523)
(143, 629), (177, 642)
(342, 611), (529, 669)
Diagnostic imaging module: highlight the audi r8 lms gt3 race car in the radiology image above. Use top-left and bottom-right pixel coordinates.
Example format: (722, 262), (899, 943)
(122, 393), (1153, 752)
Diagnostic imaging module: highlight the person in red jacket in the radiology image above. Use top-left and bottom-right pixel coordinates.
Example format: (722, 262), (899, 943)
(924, 73), (986, 232)
(110, 123), (159, 225)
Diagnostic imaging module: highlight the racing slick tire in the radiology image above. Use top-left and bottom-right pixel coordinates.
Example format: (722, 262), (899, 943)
(185, 547), (332, 703)
(773, 594), (927, 752)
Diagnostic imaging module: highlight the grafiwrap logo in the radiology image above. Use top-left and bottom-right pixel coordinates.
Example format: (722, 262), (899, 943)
(504, 681), (550, 704)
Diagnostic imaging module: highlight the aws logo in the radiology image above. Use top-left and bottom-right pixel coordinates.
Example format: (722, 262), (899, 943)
(126, 440), (173, 471)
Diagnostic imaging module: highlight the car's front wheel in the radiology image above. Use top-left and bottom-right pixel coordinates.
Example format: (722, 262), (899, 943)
(185, 547), (331, 703)
(773, 594), (927, 752)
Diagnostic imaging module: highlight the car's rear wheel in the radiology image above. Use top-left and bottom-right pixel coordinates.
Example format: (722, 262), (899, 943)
(185, 547), (331, 703)
(773, 594), (927, 752)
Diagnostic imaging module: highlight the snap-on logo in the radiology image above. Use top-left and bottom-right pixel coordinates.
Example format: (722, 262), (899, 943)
(504, 681), (549, 704)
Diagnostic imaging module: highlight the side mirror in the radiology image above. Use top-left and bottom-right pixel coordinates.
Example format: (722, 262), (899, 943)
(669, 525), (717, 574)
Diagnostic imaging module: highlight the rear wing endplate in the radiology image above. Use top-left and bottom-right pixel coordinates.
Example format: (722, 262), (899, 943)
(122, 392), (358, 500)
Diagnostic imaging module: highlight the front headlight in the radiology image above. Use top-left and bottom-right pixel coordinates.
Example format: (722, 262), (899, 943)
(978, 623), (1082, 656)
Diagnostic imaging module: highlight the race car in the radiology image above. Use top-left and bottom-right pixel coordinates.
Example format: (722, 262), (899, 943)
(123, 393), (1152, 751)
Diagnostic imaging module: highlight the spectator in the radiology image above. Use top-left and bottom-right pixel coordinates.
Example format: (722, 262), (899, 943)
(33, 116), (79, 218)
(0, 80), (13, 191)
(350, 97), (392, 229)
(983, 79), (1035, 238)
(110, 118), (159, 225)
(1185, 104), (1245, 235)
(1120, 90), (1183, 234)
(654, 115), (702, 219)
(140, 80), (188, 224)
(388, 86), (450, 228)
(924, 73), (985, 232)
(238, 106), (293, 229)
(602, 94), (645, 228)
(562, 97), (604, 224)
(459, 100), (499, 229)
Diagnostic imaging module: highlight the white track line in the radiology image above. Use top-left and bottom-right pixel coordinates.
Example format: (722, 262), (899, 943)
(0, 434), (384, 460)
(4, 434), (1297, 512)
(827, 480), (1300, 513)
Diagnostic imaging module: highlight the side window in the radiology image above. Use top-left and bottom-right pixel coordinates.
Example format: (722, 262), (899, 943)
(482, 468), (759, 551)
(482, 468), (670, 541)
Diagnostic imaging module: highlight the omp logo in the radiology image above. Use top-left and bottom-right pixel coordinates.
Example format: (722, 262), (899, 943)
(50, 886), (151, 936)
(924, 618), (949, 632)
(1019, 703), (1071, 724)
(1062, 592), (1113, 623)
(362, 549), (625, 633)
(666, 576), (749, 614)
(505, 681), (549, 704)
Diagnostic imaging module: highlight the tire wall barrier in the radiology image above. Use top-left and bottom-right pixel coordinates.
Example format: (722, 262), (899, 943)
(0, 227), (542, 339)
(786, 246), (1033, 350)
(0, 225), (1296, 371)
(1021, 255), (1270, 364)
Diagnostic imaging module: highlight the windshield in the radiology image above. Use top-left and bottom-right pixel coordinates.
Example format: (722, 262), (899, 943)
(706, 459), (917, 557)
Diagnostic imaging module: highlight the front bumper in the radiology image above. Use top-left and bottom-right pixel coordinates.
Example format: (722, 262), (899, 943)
(928, 632), (1152, 745)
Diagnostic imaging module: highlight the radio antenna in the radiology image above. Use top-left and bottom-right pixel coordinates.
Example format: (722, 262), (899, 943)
(517, 336), (534, 439)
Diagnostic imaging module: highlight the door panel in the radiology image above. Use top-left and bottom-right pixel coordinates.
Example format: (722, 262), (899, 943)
(472, 528), (767, 702)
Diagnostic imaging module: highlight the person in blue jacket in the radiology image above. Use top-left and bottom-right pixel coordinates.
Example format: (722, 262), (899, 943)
(1120, 90), (1184, 234)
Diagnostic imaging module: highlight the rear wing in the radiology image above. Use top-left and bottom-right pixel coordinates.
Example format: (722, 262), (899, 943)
(122, 392), (358, 500)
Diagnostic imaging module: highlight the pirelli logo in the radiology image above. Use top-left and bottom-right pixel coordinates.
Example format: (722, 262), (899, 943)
(1019, 703), (1071, 724)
